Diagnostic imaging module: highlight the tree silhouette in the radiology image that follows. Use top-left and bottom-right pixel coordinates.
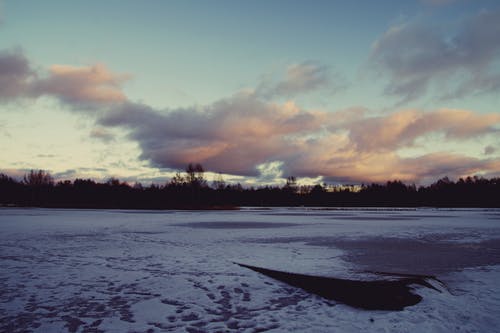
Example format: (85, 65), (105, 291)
(284, 176), (297, 192)
(23, 170), (54, 187)
(22, 170), (54, 206)
(169, 172), (185, 187)
(185, 163), (207, 188)
(1, 168), (499, 208)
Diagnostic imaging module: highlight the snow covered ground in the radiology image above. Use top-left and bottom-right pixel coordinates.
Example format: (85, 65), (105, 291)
(1, 207), (499, 332)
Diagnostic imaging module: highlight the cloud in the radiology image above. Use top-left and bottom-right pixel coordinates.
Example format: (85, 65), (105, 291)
(96, 91), (500, 183)
(2, 48), (498, 184)
(99, 94), (327, 176)
(256, 61), (342, 98)
(369, 9), (500, 103)
(276, 123), (500, 183)
(0, 49), (34, 101)
(90, 127), (115, 142)
(285, 147), (499, 184)
(29, 63), (128, 107)
(0, 48), (128, 108)
(0, 168), (32, 180)
(484, 145), (496, 155)
(272, 62), (329, 96)
(52, 167), (111, 181)
(347, 109), (500, 151)
(400, 153), (499, 183)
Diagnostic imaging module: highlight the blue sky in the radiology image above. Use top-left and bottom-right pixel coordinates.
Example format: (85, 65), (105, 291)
(1, 0), (499, 185)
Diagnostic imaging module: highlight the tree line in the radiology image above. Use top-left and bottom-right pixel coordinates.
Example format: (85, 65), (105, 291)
(1, 165), (499, 208)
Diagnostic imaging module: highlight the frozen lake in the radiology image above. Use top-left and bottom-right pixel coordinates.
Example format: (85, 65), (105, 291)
(1, 207), (500, 332)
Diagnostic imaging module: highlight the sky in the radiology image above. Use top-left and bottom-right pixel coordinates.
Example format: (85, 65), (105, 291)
(1, 0), (499, 186)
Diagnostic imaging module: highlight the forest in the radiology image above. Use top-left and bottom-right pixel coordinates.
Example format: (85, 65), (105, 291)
(1, 165), (499, 209)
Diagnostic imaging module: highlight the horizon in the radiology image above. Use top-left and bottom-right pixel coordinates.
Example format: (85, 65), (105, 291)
(3, 168), (500, 209)
(1, 167), (497, 189)
(1, 0), (500, 186)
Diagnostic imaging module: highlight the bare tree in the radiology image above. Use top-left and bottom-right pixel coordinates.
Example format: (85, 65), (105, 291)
(185, 163), (207, 188)
(23, 170), (54, 187)
(284, 176), (297, 193)
(170, 172), (185, 187)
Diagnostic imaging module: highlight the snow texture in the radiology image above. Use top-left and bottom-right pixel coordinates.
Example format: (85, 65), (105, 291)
(1, 207), (500, 332)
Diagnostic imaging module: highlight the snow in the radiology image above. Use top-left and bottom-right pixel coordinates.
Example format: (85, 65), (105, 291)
(1, 207), (499, 332)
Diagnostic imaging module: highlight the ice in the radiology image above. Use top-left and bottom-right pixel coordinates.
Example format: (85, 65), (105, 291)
(1, 207), (499, 332)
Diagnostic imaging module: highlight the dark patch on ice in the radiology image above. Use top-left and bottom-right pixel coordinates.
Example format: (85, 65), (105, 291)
(395, 214), (455, 219)
(258, 235), (500, 275)
(236, 263), (438, 311)
(316, 237), (500, 275)
(117, 210), (176, 215)
(262, 212), (356, 217)
(325, 215), (419, 221)
(121, 230), (169, 235)
(261, 210), (456, 220)
(175, 221), (299, 229)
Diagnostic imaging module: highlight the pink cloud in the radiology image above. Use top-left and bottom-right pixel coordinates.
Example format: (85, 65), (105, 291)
(0, 48), (129, 107)
(2, 48), (498, 184)
(287, 146), (500, 184)
(30, 63), (128, 106)
(99, 96), (325, 176)
(348, 109), (500, 151)
(98, 93), (500, 183)
(426, 109), (500, 138)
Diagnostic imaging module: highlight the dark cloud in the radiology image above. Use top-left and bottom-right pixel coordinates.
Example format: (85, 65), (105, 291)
(0, 49), (34, 101)
(52, 167), (111, 181)
(52, 169), (79, 180)
(484, 145), (496, 155)
(369, 9), (500, 103)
